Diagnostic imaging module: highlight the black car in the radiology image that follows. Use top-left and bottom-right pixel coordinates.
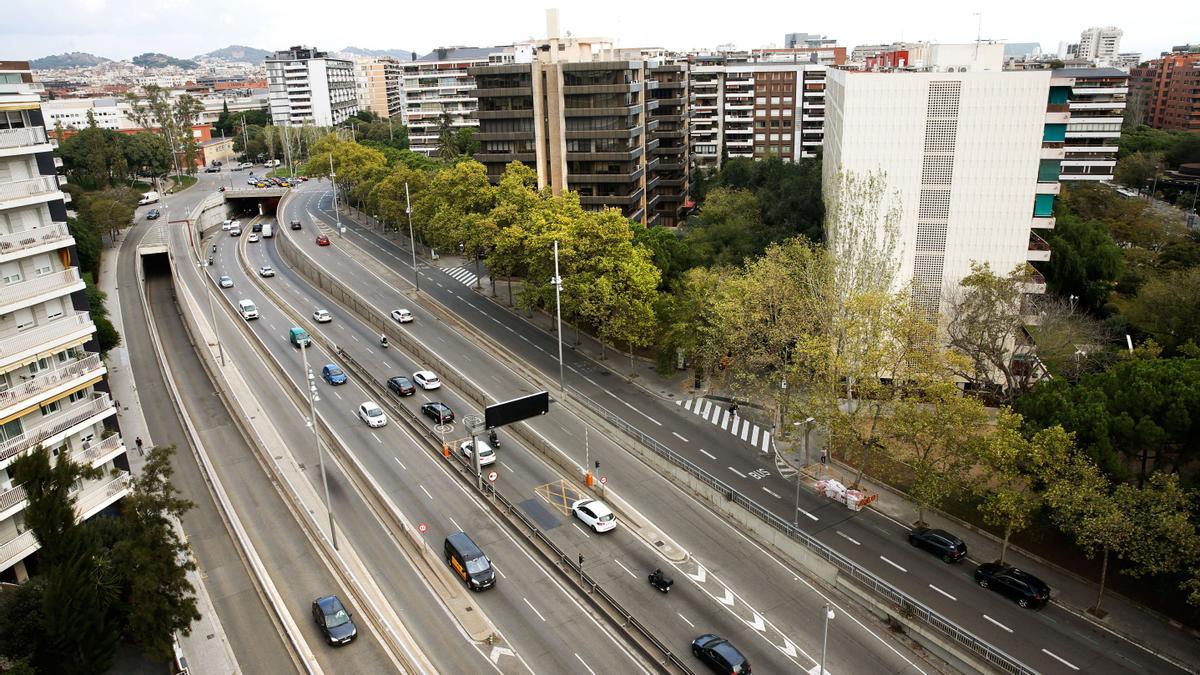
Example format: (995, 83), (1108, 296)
(387, 376), (415, 397)
(252, 222), (263, 233)
(692, 634), (750, 674)
(145, 208), (160, 220)
(908, 527), (968, 563)
(974, 563), (1050, 609)
(311, 595), (357, 645)
(290, 219), (302, 230)
(421, 402), (454, 424)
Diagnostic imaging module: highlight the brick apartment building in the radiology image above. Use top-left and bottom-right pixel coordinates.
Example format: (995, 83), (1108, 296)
(1130, 47), (1200, 131)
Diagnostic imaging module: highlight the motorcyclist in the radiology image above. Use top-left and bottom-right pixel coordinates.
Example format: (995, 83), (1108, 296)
(488, 429), (499, 446)
(651, 568), (663, 584)
(380, 333), (389, 347)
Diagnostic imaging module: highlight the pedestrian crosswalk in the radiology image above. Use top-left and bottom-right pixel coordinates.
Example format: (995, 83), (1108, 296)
(675, 398), (772, 453)
(443, 265), (479, 287)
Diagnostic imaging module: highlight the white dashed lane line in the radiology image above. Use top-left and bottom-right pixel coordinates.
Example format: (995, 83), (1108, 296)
(672, 431), (689, 443)
(728, 467), (747, 478)
(928, 584), (956, 601)
(762, 487), (781, 499)
(796, 507), (819, 522)
(698, 448), (717, 460)
(1041, 650), (1079, 671)
(613, 560), (636, 578)
(393, 456), (407, 471)
(879, 556), (907, 573)
(677, 613), (695, 629)
(574, 653), (596, 675)
(572, 523), (591, 538)
(983, 614), (1013, 633)
(419, 485), (433, 500)
(522, 598), (547, 622)
(836, 530), (861, 546)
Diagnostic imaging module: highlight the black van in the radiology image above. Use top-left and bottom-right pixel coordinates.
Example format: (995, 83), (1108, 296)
(444, 532), (495, 591)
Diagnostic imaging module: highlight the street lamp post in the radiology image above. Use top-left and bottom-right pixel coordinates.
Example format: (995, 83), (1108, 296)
(329, 155), (343, 237)
(198, 259), (225, 366)
(794, 416), (815, 525)
(820, 603), (835, 675)
(405, 181), (419, 291)
(552, 240), (565, 393)
(300, 339), (338, 550)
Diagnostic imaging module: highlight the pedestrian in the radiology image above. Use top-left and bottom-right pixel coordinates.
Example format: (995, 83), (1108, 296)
(135, 436), (144, 455)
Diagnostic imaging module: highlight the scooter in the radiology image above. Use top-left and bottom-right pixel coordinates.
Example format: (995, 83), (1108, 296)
(380, 336), (389, 349)
(488, 430), (500, 448)
(648, 569), (673, 593)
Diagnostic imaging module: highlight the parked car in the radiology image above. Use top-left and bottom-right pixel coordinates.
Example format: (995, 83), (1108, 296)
(391, 308), (413, 323)
(290, 219), (302, 230)
(313, 309), (332, 323)
(908, 527), (968, 563)
(387, 376), (415, 397)
(218, 275), (233, 288)
(248, 233), (260, 243)
(357, 401), (387, 428)
(316, 234), (331, 246)
(321, 364), (348, 385)
(459, 439), (496, 467)
(692, 634), (750, 674)
(412, 370), (441, 390)
(259, 266), (274, 277)
(974, 563), (1050, 609)
(420, 402), (454, 424)
(311, 595), (357, 646)
(145, 208), (160, 220)
(571, 498), (617, 533)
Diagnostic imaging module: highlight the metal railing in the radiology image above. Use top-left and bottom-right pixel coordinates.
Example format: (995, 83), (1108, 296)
(0, 175), (59, 203)
(567, 387), (1038, 675)
(0, 126), (48, 150)
(0, 313), (94, 362)
(0, 393), (114, 463)
(0, 353), (103, 412)
(0, 268), (82, 311)
(0, 222), (73, 258)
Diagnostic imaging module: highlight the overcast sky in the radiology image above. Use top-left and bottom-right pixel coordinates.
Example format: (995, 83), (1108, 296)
(4, 0), (1194, 62)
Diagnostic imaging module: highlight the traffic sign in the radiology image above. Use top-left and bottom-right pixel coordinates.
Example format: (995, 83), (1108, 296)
(418, 523), (427, 533)
(487, 470), (498, 483)
(599, 476), (607, 485)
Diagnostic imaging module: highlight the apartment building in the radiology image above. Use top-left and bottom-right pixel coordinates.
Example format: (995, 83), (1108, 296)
(354, 57), (403, 119)
(0, 61), (129, 583)
(1130, 47), (1200, 131)
(403, 47), (507, 156)
(1054, 68), (1128, 181)
(822, 49), (1062, 324)
(266, 46), (357, 127)
(647, 60), (690, 226)
(469, 34), (687, 225)
(42, 92), (268, 130)
(784, 33), (837, 50)
(689, 52), (827, 171)
(1076, 26), (1123, 66)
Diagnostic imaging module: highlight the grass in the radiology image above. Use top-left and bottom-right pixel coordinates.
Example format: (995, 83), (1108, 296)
(127, 180), (152, 191)
(168, 174), (198, 192)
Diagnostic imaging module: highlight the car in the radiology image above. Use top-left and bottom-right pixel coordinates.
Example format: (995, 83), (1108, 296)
(218, 275), (233, 288)
(691, 634), (751, 674)
(221, 219), (233, 231)
(974, 563), (1050, 609)
(246, 177), (258, 185)
(321, 364), (348, 385)
(279, 180), (291, 188)
(391, 308), (413, 323)
(571, 498), (617, 533)
(145, 208), (160, 220)
(237, 162), (254, 171)
(357, 401), (387, 428)
(420, 402), (454, 424)
(412, 370), (441, 390)
(256, 181), (268, 188)
(313, 309), (332, 323)
(459, 439), (496, 467)
(316, 234), (331, 246)
(230, 228), (242, 237)
(252, 223), (263, 233)
(387, 376), (415, 397)
(311, 595), (357, 646)
(259, 266), (275, 278)
(290, 219), (302, 230)
(908, 527), (967, 563)
(248, 233), (260, 243)
(204, 165), (220, 173)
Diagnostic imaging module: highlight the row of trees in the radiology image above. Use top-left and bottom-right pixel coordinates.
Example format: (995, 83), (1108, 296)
(56, 125), (172, 190)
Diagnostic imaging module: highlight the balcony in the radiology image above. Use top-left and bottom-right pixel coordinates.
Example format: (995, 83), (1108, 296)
(1045, 111), (1070, 124)
(0, 529), (37, 572)
(0, 353), (105, 418)
(0, 268), (85, 316)
(1031, 216), (1056, 230)
(0, 222), (74, 263)
(1028, 232), (1052, 262)
(0, 126), (52, 156)
(0, 472), (130, 562)
(578, 188), (645, 207)
(77, 433), (126, 468)
(1040, 146), (1066, 160)
(1035, 182), (1061, 195)
(1023, 265), (1047, 294)
(0, 393), (115, 467)
(0, 313), (96, 371)
(1073, 86), (1128, 95)
(1069, 100), (1127, 111)
(0, 176), (61, 210)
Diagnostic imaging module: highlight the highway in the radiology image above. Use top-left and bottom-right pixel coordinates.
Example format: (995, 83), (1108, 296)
(287, 180), (1187, 675)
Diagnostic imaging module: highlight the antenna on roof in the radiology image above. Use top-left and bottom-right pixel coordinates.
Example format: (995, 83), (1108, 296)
(974, 12), (983, 59)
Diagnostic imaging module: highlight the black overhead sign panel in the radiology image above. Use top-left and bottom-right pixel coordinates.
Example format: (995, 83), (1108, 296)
(485, 391), (550, 429)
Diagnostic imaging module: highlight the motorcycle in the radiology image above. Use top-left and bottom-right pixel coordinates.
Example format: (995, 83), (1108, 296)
(380, 336), (389, 349)
(648, 569), (673, 593)
(488, 430), (500, 448)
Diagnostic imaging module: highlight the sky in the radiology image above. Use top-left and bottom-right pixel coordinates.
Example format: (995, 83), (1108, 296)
(3, 0), (1195, 62)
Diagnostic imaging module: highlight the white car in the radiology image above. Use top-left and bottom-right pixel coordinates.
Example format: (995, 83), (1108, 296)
(248, 233), (260, 243)
(218, 275), (233, 288)
(221, 219), (233, 231)
(391, 309), (414, 323)
(259, 266), (275, 277)
(571, 498), (617, 533)
(357, 401), (387, 428)
(313, 309), (332, 323)
(459, 439), (496, 467)
(412, 370), (441, 390)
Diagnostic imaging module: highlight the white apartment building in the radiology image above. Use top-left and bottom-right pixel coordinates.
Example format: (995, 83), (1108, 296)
(689, 53), (827, 170)
(42, 92), (268, 131)
(822, 55), (1064, 321)
(266, 46), (357, 127)
(402, 47), (509, 156)
(0, 60), (129, 582)
(1076, 26), (1123, 66)
(1055, 67), (1127, 181)
(353, 57), (403, 119)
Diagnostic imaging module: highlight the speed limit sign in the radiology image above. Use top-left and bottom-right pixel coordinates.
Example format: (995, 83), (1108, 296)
(600, 476), (608, 485)
(418, 523), (427, 533)
(487, 470), (498, 483)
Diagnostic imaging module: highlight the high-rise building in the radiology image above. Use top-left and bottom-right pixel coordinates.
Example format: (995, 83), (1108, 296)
(822, 48), (1064, 322)
(266, 46), (357, 126)
(1076, 26), (1123, 65)
(403, 47), (509, 156)
(1130, 47), (1200, 131)
(1054, 67), (1128, 181)
(689, 51), (827, 171)
(353, 56), (403, 119)
(469, 31), (688, 226)
(0, 60), (130, 583)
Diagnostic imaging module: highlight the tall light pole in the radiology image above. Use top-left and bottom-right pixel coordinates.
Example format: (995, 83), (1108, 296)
(329, 154), (343, 237)
(405, 181), (419, 291)
(796, 416), (815, 525)
(198, 259), (225, 366)
(820, 603), (835, 675)
(552, 240), (565, 393)
(300, 339), (337, 550)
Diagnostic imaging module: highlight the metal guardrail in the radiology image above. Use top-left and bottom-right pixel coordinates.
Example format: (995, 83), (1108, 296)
(568, 387), (1039, 675)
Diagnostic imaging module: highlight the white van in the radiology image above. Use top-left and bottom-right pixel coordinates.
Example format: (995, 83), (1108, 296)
(238, 299), (259, 320)
(229, 220), (242, 237)
(138, 191), (159, 205)
(262, 222), (273, 238)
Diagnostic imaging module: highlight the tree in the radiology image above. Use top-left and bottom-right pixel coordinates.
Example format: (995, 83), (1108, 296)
(681, 187), (767, 267)
(84, 274), (122, 354)
(0, 577), (45, 671)
(1043, 210), (1123, 314)
(67, 216), (102, 280)
(79, 189), (136, 243)
(122, 132), (172, 179)
(172, 95), (204, 173)
(1124, 267), (1200, 353)
(1114, 473), (1200, 590)
(435, 112), (458, 161)
(945, 263), (1036, 401)
(1115, 151), (1162, 190)
(1022, 295), (1116, 381)
(57, 127), (128, 188)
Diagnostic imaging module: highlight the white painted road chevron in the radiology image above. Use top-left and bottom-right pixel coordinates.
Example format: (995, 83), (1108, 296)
(442, 265), (479, 286)
(677, 397), (772, 452)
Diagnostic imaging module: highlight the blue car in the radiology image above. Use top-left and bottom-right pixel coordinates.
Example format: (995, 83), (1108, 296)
(321, 364), (347, 385)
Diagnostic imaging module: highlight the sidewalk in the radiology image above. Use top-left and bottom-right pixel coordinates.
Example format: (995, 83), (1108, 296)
(100, 227), (242, 675)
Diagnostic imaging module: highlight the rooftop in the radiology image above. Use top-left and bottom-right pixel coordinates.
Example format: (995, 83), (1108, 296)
(417, 47), (503, 63)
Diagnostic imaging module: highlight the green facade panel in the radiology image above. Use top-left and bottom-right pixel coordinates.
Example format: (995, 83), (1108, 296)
(1043, 124), (1067, 142)
(1034, 193), (1055, 217)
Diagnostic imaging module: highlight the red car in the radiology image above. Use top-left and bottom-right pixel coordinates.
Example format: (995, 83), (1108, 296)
(316, 234), (331, 246)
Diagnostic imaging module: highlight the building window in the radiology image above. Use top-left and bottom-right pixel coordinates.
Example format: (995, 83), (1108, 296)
(783, 109), (793, 116)
(68, 389), (89, 404)
(39, 400), (61, 416)
(783, 96), (793, 104)
(756, 97), (766, 105)
(782, 145), (791, 154)
(770, 133), (780, 141)
(755, 133), (765, 141)
(771, 97), (781, 105)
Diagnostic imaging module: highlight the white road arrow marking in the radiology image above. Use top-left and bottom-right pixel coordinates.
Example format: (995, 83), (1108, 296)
(780, 639), (798, 658)
(719, 587), (735, 606)
(686, 564), (707, 584)
(489, 645), (515, 664)
(747, 612), (765, 632)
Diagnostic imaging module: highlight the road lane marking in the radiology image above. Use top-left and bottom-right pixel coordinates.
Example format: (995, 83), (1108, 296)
(393, 456), (407, 471)
(983, 615), (1012, 633)
(332, 391), (342, 400)
(492, 563), (506, 579)
(740, 420), (751, 441)
(676, 613), (695, 628)
(879, 556), (907, 572)
(728, 467), (747, 478)
(572, 523), (591, 538)
(1041, 649), (1079, 670)
(605, 391), (663, 426)
(763, 487), (781, 499)
(522, 597), (547, 622)
(672, 431), (689, 443)
(698, 448), (716, 460)
(613, 559), (636, 578)
(720, 411), (731, 430)
(698, 400), (711, 417)
(573, 653), (596, 675)
(582, 376), (599, 387)
(350, 334), (359, 342)
(436, 282), (444, 288)
(797, 507), (819, 522)
(371, 432), (382, 444)
(836, 530), (861, 545)
(419, 485), (433, 500)
(928, 584), (957, 601)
